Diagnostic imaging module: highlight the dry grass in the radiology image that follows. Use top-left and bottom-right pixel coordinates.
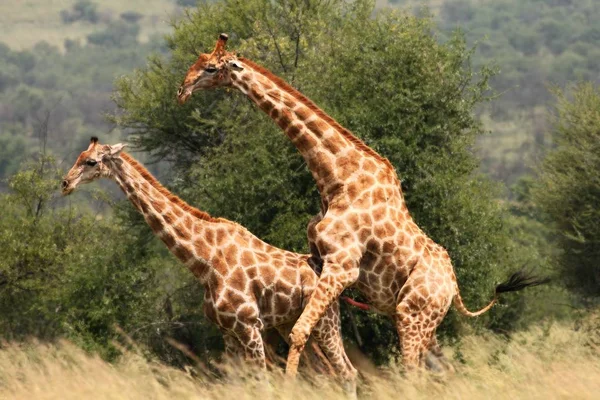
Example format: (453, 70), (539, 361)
(0, 318), (598, 400)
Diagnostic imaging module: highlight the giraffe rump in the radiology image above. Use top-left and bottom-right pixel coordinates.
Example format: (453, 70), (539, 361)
(495, 269), (550, 295)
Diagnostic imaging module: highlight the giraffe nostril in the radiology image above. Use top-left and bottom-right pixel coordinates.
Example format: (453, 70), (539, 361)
(177, 87), (183, 96)
(62, 180), (69, 189)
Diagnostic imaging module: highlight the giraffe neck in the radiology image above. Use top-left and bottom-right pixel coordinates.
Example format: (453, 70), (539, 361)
(230, 58), (395, 199)
(107, 153), (222, 283)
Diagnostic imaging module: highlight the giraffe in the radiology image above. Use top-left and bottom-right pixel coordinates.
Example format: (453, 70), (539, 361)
(176, 34), (547, 375)
(61, 137), (357, 393)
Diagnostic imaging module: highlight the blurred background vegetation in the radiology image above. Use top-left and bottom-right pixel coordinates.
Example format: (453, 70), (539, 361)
(0, 0), (598, 369)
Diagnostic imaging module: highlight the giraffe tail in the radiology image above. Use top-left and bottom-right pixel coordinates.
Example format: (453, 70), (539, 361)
(453, 269), (549, 318)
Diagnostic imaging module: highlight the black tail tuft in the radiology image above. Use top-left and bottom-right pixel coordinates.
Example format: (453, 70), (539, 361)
(495, 269), (550, 294)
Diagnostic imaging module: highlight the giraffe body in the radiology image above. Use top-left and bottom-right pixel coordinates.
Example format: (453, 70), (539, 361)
(177, 34), (546, 375)
(62, 138), (357, 391)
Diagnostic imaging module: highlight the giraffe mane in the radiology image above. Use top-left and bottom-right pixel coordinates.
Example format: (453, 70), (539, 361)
(239, 57), (394, 170)
(120, 152), (223, 224)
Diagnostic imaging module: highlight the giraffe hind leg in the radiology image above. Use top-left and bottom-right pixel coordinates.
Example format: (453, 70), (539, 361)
(395, 316), (430, 370)
(395, 298), (445, 371)
(312, 301), (358, 399)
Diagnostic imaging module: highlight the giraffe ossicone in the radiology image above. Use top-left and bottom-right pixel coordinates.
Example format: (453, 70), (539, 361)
(62, 137), (357, 393)
(178, 34), (547, 375)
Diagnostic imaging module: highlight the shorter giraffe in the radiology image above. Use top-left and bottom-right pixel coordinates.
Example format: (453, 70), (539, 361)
(62, 137), (357, 393)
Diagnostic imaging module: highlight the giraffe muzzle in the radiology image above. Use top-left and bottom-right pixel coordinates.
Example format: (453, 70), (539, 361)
(177, 86), (192, 105)
(61, 179), (75, 195)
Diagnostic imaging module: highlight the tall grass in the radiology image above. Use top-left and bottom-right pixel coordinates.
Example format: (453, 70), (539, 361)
(0, 317), (598, 399)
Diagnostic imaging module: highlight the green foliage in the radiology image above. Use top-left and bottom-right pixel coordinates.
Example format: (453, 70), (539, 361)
(175, 0), (198, 6)
(441, 0), (475, 23)
(120, 11), (143, 24)
(0, 129), (31, 182)
(534, 83), (600, 298)
(381, 0), (600, 185)
(60, 0), (100, 24)
(87, 21), (140, 48)
(0, 152), (224, 363)
(0, 3), (227, 364)
(0, 28), (163, 182)
(433, 0), (600, 101)
(0, 155), (83, 338)
(184, 127), (317, 251)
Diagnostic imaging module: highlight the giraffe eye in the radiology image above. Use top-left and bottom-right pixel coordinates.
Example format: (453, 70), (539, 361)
(85, 159), (98, 167)
(205, 66), (218, 74)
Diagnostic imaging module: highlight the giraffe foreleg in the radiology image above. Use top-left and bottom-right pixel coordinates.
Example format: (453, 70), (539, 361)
(223, 333), (244, 362)
(286, 257), (360, 377)
(275, 323), (334, 376)
(230, 323), (267, 370)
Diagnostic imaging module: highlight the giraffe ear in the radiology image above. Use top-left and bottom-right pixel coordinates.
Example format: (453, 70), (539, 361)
(227, 60), (244, 71)
(108, 143), (126, 157)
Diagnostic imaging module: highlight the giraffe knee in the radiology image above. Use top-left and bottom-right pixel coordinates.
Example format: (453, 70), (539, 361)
(289, 327), (310, 348)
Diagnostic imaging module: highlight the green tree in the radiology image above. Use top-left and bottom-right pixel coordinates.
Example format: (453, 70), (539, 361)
(60, 0), (100, 24)
(534, 83), (600, 299)
(87, 21), (140, 48)
(0, 128), (30, 182)
(422, 0), (600, 185)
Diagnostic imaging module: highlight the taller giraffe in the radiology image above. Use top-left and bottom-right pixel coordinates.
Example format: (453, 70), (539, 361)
(61, 138), (357, 393)
(177, 34), (546, 374)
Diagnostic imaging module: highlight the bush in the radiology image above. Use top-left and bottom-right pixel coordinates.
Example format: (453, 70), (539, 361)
(442, 0), (475, 23)
(120, 11), (143, 24)
(534, 83), (600, 299)
(87, 21), (140, 47)
(60, 0), (99, 24)
(0, 155), (171, 360)
(175, 0), (198, 7)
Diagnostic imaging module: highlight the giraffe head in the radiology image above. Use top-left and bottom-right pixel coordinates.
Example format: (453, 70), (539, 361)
(62, 137), (126, 195)
(177, 33), (244, 104)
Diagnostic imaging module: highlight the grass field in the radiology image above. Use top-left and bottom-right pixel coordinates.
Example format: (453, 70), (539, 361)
(0, 317), (597, 399)
(0, 0), (177, 50)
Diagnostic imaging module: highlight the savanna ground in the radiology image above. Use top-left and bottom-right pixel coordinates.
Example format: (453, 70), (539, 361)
(1, 316), (598, 399)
